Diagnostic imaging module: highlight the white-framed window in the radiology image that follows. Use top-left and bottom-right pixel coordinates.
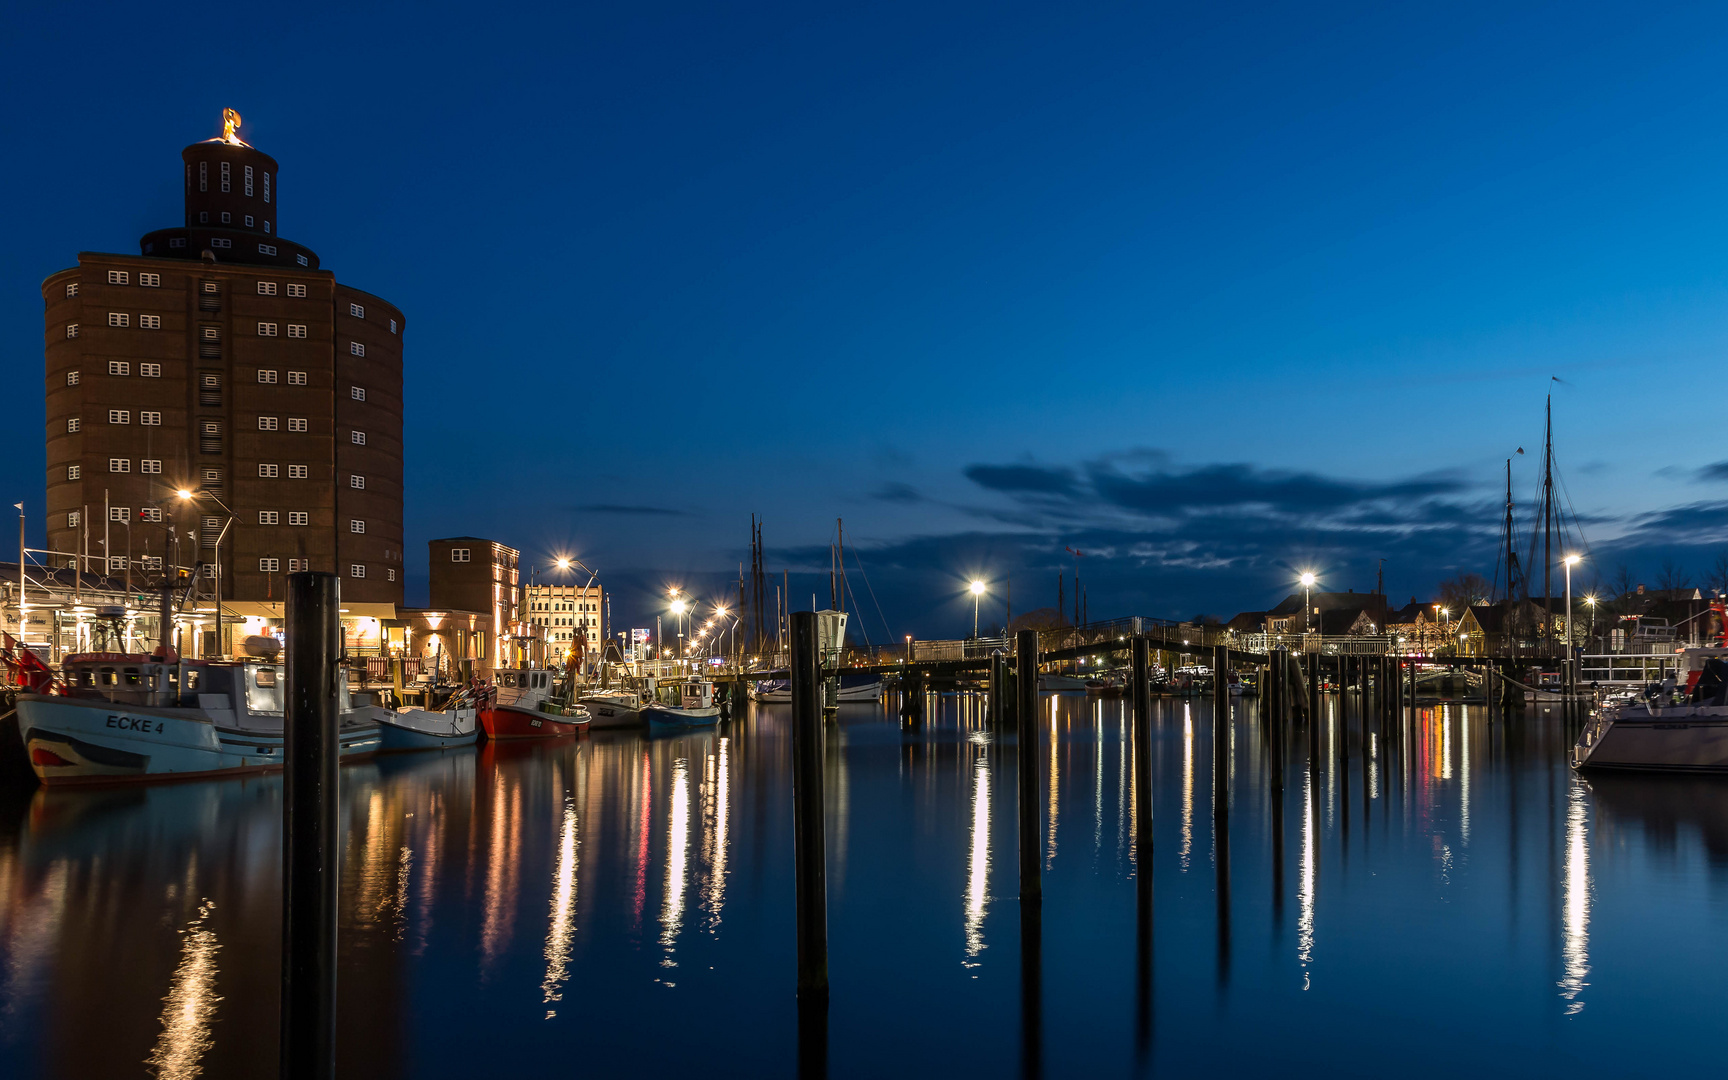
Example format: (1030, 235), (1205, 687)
(388, 568), (396, 582)
(199, 161), (207, 192)
(258, 511), (278, 525)
(296, 254), (308, 266)
(350, 431), (366, 445)
(109, 556), (126, 572)
(199, 211), (208, 223)
(65, 282), (78, 297)
(66, 370), (79, 385)
(108, 361), (130, 376)
(66, 324), (78, 338)
(202, 564), (217, 578)
(140, 507), (162, 523)
(350, 385), (366, 401)
(141, 363), (161, 377)
(143, 556), (163, 570)
(108, 506), (129, 522)
(258, 322), (278, 337)
(210, 238), (232, 249)
(263, 221), (270, 233)
(108, 312), (129, 327)
(108, 270), (129, 285)
(285, 559), (304, 572)
(141, 459), (161, 474)
(109, 409), (130, 424)
(67, 511), (80, 528)
(287, 283), (306, 298)
(170, 238), (186, 249)
(288, 417), (307, 433)
(264, 173), (271, 203)
(140, 315), (161, 329)
(289, 511), (308, 526)
(220, 160), (230, 191)
(202, 281), (218, 295)
(202, 326), (220, 340)
(450, 548), (470, 563)
(259, 558), (280, 573)
(350, 564), (366, 578)
(140, 411), (162, 426)
(67, 417), (80, 433)
(389, 318), (397, 334)
(287, 324), (307, 338)
(259, 244), (277, 256)
(258, 369), (278, 384)
(350, 519), (365, 534)
(350, 474), (365, 489)
(67, 465), (80, 480)
(288, 464), (308, 479)
(222, 211), (231, 225)
(349, 303), (364, 318)
(259, 416), (278, 431)
(244, 215), (254, 228)
(109, 458), (130, 473)
(259, 463), (279, 478)
(257, 281), (277, 295)
(245, 164), (254, 195)
(287, 370), (307, 385)
(140, 273), (160, 287)
(349, 342), (365, 357)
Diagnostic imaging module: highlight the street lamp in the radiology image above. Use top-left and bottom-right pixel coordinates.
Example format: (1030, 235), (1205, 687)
(1585, 594), (1598, 648)
(1563, 554), (1581, 657)
(178, 488), (234, 657)
(1299, 571), (1316, 636)
(969, 579), (986, 639)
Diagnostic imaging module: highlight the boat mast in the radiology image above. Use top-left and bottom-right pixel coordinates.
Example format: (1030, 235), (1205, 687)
(1542, 395), (1555, 655)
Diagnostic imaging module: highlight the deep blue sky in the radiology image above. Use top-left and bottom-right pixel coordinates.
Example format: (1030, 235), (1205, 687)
(5, 2), (1728, 640)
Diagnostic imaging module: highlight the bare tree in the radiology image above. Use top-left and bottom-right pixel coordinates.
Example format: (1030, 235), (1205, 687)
(1657, 557), (1692, 594)
(1437, 572), (1492, 613)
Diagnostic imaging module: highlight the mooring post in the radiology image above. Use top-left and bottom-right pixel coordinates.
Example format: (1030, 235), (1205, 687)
(1016, 629), (1042, 904)
(1213, 644), (1230, 825)
(282, 571), (340, 1080)
(790, 611), (829, 1001)
(1131, 636), (1154, 876)
(1269, 647), (1285, 794)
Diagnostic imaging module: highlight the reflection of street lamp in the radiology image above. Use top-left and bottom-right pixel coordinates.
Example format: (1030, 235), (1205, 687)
(969, 579), (986, 638)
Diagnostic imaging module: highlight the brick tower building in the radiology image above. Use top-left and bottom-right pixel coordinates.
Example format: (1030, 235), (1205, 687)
(41, 110), (405, 625)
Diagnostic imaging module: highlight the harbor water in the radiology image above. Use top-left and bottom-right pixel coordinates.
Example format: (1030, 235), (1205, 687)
(1, 693), (1724, 1077)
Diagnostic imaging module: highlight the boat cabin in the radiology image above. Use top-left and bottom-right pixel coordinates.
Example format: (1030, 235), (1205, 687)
(59, 652), (358, 719)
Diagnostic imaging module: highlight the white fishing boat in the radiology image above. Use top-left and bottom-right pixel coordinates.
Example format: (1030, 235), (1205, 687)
(751, 674), (883, 703)
(642, 678), (722, 729)
(17, 648), (381, 785)
(1573, 645), (1728, 772)
(373, 684), (480, 751)
(579, 687), (644, 729)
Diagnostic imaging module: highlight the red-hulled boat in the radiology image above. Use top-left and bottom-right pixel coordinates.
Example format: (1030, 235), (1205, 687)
(479, 666), (590, 740)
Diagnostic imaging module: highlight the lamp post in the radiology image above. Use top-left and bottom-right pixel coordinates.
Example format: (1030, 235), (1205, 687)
(1585, 594), (1598, 649)
(178, 487), (234, 657)
(969, 579), (986, 639)
(1563, 554), (1580, 657)
(15, 503), (25, 644)
(1299, 571), (1316, 638)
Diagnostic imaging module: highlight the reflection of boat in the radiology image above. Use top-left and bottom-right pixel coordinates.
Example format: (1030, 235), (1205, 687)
(1574, 647), (1728, 772)
(643, 678), (721, 729)
(480, 667), (590, 740)
(751, 674), (882, 703)
(375, 684), (480, 751)
(1085, 677), (1124, 698)
(17, 651), (380, 785)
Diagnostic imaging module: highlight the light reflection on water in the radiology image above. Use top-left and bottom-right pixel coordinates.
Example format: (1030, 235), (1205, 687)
(0, 695), (1721, 1078)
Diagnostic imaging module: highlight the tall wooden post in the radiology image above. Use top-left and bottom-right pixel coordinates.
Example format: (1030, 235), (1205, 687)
(790, 611), (829, 1001)
(1016, 629), (1041, 904)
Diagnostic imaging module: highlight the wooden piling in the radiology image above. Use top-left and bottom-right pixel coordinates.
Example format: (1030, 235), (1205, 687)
(790, 611), (829, 1000)
(1016, 629), (1042, 904)
(282, 571), (341, 1080)
(1131, 636), (1153, 878)
(1213, 644), (1230, 826)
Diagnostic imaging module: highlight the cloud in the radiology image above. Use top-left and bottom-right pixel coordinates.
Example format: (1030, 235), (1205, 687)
(869, 482), (923, 503)
(575, 504), (692, 517)
(1695, 461), (1728, 483)
(963, 463), (1078, 496)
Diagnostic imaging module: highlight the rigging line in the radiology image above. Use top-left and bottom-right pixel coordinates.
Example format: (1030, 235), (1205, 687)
(849, 545), (895, 645)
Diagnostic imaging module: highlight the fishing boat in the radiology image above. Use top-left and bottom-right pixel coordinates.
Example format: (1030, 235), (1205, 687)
(479, 666), (590, 739)
(751, 673), (883, 703)
(642, 677), (722, 729)
(1573, 643), (1728, 772)
(16, 647), (381, 785)
(374, 683), (480, 751)
(579, 687), (644, 729)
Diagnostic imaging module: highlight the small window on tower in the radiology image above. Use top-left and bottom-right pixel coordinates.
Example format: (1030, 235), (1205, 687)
(349, 303), (364, 318)
(288, 465), (308, 479)
(108, 312), (129, 327)
(108, 361), (129, 376)
(67, 417), (81, 433)
(350, 520), (365, 534)
(349, 342), (365, 357)
(351, 386), (365, 401)
(141, 411), (162, 426)
(66, 324), (79, 338)
(107, 271), (129, 285)
(140, 273), (160, 287)
(350, 475), (365, 489)
(287, 283), (306, 298)
(257, 281), (277, 295)
(221, 212), (231, 224)
(289, 512), (308, 526)
(66, 283), (78, 297)
(66, 370), (79, 385)
(109, 458), (129, 473)
(351, 431), (366, 445)
(287, 325), (307, 339)
(350, 564), (366, 579)
(287, 370), (307, 384)
(141, 459), (161, 474)
(109, 410), (130, 424)
(140, 315), (161, 329)
(259, 463), (279, 478)
(258, 370), (278, 384)
(67, 465), (80, 480)
(260, 558), (280, 573)
(259, 416), (278, 431)
(258, 322), (278, 337)
(245, 216), (254, 228)
(288, 418), (307, 433)
(258, 511), (278, 525)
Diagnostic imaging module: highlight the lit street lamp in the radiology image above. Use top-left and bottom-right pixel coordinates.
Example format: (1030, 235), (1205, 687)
(1563, 554), (1581, 657)
(969, 579), (986, 638)
(1299, 571), (1316, 636)
(177, 487), (234, 656)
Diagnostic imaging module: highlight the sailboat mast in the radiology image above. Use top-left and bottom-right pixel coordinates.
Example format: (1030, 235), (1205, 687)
(1543, 395), (1554, 654)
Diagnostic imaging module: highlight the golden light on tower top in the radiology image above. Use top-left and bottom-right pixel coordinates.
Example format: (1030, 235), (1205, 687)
(219, 108), (249, 147)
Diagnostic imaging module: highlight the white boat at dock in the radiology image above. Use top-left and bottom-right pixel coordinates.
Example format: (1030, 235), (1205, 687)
(642, 677), (722, 729)
(579, 687), (645, 729)
(1573, 647), (1728, 772)
(372, 684), (480, 751)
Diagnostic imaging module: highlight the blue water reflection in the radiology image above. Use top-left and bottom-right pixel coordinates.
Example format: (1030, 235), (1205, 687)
(1, 693), (1726, 1077)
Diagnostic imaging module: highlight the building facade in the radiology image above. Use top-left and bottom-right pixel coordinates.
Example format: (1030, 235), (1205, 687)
(427, 537), (520, 673)
(41, 113), (405, 637)
(524, 582), (604, 666)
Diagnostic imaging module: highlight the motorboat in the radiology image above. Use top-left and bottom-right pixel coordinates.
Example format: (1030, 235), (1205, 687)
(642, 677), (722, 730)
(479, 666), (590, 739)
(751, 673), (883, 703)
(1038, 674), (1088, 691)
(16, 649), (381, 785)
(579, 687), (644, 730)
(375, 683), (480, 751)
(1573, 647), (1728, 772)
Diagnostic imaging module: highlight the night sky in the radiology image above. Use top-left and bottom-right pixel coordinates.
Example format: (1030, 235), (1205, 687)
(5, 2), (1728, 641)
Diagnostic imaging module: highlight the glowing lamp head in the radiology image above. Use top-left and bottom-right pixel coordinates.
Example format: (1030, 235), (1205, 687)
(1564, 554), (1581, 567)
(1299, 572), (1316, 587)
(969, 580), (986, 596)
(176, 489), (195, 500)
(670, 599), (687, 615)
(555, 557), (571, 570)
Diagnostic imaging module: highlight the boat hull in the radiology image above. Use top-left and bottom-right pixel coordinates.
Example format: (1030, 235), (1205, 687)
(1574, 708), (1728, 772)
(480, 702), (588, 740)
(17, 694), (380, 786)
(643, 703), (721, 730)
(378, 707), (479, 752)
(580, 697), (642, 729)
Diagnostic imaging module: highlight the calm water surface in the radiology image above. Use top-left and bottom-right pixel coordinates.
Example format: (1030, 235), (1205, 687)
(2, 693), (1726, 1077)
